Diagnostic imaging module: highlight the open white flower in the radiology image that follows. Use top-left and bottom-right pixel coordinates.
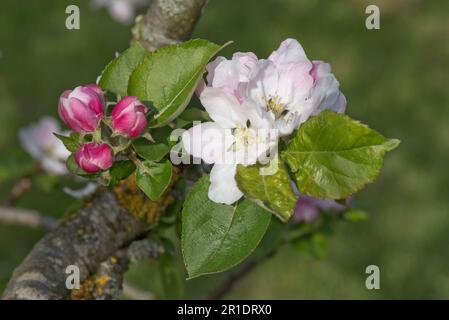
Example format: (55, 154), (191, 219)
(184, 52), (279, 205)
(19, 117), (70, 175)
(182, 104), (277, 205)
(246, 39), (346, 136)
(184, 39), (347, 205)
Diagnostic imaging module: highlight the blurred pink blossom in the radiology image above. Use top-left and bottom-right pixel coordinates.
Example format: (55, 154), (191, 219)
(92, 0), (148, 25)
(19, 117), (70, 175)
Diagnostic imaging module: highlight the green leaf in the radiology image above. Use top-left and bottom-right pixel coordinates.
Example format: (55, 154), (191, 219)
(176, 107), (212, 128)
(343, 209), (369, 222)
(99, 43), (147, 96)
(283, 111), (400, 199)
(158, 253), (184, 299)
(252, 218), (285, 260)
(132, 127), (175, 162)
(182, 176), (271, 279)
(236, 157), (297, 222)
(178, 107), (211, 122)
(135, 160), (172, 200)
(128, 39), (230, 127)
(109, 160), (136, 185)
(293, 232), (328, 259)
(53, 133), (79, 152)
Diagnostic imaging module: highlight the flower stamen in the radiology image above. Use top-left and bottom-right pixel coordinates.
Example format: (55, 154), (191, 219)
(265, 95), (286, 117)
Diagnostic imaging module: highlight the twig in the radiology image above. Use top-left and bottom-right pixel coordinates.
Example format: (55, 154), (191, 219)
(0, 206), (57, 231)
(123, 281), (156, 300)
(5, 176), (32, 206)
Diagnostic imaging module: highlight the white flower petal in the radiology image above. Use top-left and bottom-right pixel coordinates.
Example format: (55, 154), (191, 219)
(41, 158), (68, 175)
(247, 59), (279, 109)
(64, 182), (98, 199)
(244, 100), (276, 130)
(200, 87), (248, 128)
(208, 164), (243, 205)
(19, 116), (70, 175)
(309, 61), (346, 115)
(277, 61), (313, 107)
(268, 38), (309, 67)
(182, 122), (234, 164)
(275, 112), (303, 136)
(232, 52), (258, 82)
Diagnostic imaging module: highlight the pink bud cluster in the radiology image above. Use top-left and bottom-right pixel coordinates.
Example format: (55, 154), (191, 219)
(58, 84), (149, 173)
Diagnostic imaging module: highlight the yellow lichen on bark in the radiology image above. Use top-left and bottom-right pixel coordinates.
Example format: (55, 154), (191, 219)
(113, 171), (177, 225)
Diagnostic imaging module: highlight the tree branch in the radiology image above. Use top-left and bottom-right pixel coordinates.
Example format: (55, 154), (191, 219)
(0, 206), (57, 231)
(5, 176), (32, 206)
(2, 191), (149, 299)
(70, 239), (163, 300)
(132, 0), (208, 50)
(123, 281), (155, 300)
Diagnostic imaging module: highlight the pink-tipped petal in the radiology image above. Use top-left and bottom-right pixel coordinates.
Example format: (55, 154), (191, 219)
(70, 98), (100, 131)
(58, 84), (105, 132)
(112, 96), (148, 138)
(75, 142), (113, 173)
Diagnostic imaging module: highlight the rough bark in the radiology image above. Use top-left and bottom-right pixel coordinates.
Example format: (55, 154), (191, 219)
(70, 239), (163, 300)
(132, 0), (208, 50)
(2, 191), (149, 299)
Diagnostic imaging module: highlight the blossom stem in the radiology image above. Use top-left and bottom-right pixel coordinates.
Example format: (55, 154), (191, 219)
(93, 127), (102, 143)
(129, 151), (145, 171)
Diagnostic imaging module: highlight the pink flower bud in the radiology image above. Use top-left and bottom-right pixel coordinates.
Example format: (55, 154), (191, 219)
(112, 96), (148, 138)
(75, 142), (113, 173)
(58, 84), (104, 132)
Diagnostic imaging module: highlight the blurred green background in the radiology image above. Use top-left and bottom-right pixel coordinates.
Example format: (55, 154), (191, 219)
(1, 0), (449, 299)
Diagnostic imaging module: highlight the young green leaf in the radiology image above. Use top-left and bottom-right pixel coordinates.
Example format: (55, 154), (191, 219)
(343, 209), (369, 222)
(182, 176), (271, 279)
(99, 43), (148, 96)
(236, 157), (297, 222)
(283, 111), (400, 199)
(132, 126), (175, 162)
(53, 133), (79, 152)
(135, 159), (172, 200)
(128, 39), (230, 127)
(109, 160), (136, 185)
(293, 233), (328, 259)
(177, 107), (211, 122)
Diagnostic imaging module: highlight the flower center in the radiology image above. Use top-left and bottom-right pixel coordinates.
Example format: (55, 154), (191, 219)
(265, 95), (286, 118)
(230, 127), (257, 152)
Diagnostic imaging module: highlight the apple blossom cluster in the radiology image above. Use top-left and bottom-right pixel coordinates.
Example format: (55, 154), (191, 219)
(58, 83), (149, 173)
(183, 39), (346, 205)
